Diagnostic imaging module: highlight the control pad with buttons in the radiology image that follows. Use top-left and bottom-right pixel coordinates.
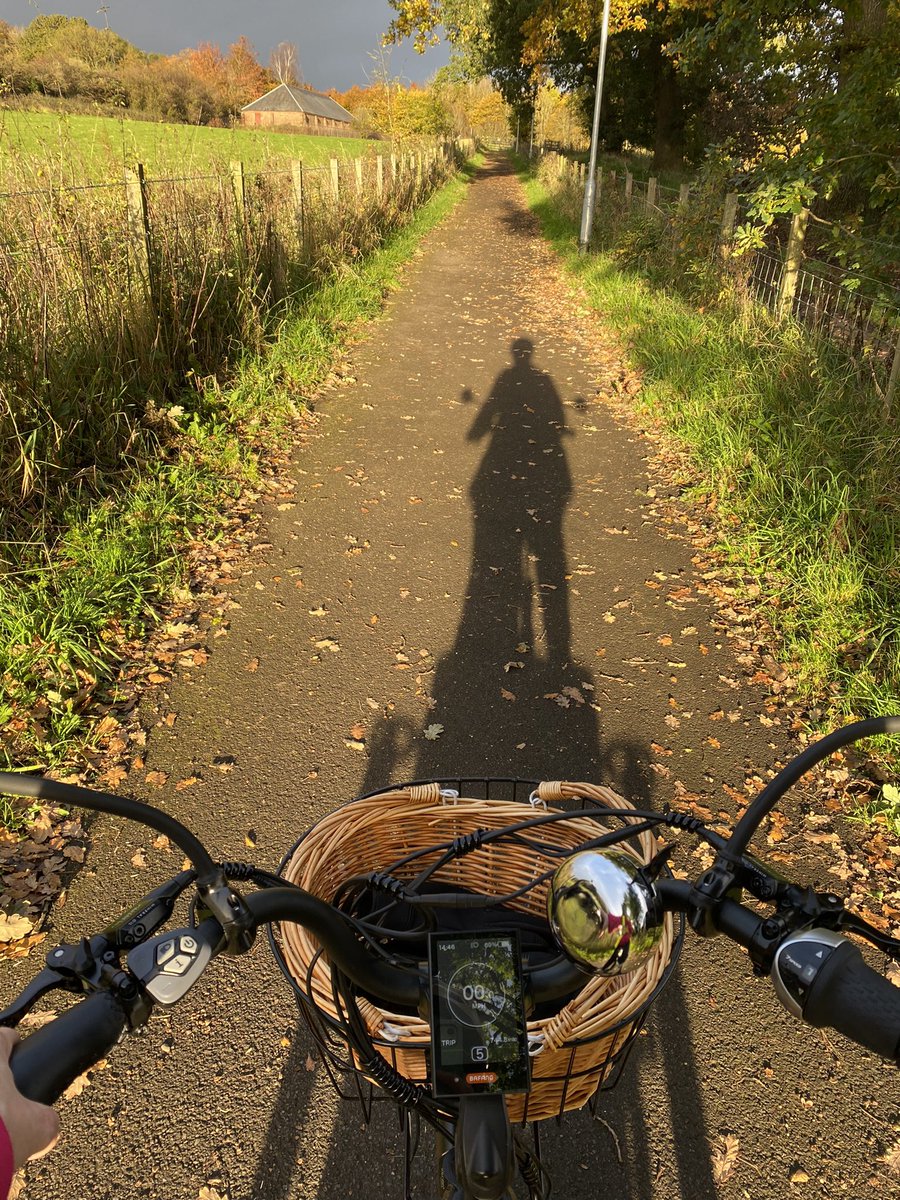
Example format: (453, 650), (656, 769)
(127, 924), (219, 1007)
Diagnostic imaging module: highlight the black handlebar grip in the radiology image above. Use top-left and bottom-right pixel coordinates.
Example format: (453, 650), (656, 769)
(8, 991), (127, 1104)
(803, 940), (900, 1063)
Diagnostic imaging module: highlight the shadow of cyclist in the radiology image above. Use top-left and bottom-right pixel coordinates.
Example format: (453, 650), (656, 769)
(246, 336), (720, 1200)
(364, 336), (631, 791)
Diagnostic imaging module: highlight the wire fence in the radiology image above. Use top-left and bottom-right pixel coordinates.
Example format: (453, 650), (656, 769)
(0, 138), (473, 511)
(546, 154), (900, 408)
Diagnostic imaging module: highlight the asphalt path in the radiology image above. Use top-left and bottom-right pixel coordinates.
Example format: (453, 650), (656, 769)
(15, 157), (896, 1200)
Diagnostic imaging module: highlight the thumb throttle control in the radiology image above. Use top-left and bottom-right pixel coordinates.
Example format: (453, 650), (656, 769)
(127, 921), (220, 1006)
(772, 928), (846, 1018)
(773, 928), (900, 1063)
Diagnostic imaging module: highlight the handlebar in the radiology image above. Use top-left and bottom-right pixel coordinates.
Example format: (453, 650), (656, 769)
(9, 877), (899, 1107)
(10, 991), (127, 1104)
(2, 717), (898, 1118)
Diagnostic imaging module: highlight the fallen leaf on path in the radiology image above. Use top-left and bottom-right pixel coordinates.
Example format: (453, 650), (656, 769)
(500, 689), (516, 702)
(349, 723), (366, 740)
(365, 698), (380, 710)
(152, 836), (171, 852)
(62, 1063), (103, 1101)
(145, 771), (169, 788)
(245, 658), (259, 672)
(424, 724), (444, 741)
(504, 661), (525, 672)
(308, 606), (328, 617)
(880, 1140), (900, 1174)
(245, 829), (257, 848)
(0, 914), (33, 943)
(711, 1134), (739, 1184)
(175, 776), (200, 791)
(131, 849), (148, 869)
(344, 739), (366, 753)
(103, 766), (127, 788)
(790, 1168), (810, 1185)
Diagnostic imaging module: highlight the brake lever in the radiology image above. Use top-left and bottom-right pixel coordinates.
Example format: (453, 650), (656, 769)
(0, 933), (121, 1026)
(834, 908), (900, 958)
(0, 967), (83, 1027)
(103, 870), (196, 949)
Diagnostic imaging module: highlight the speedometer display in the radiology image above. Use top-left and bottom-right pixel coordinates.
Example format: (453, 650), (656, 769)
(447, 962), (508, 1027)
(428, 931), (530, 1097)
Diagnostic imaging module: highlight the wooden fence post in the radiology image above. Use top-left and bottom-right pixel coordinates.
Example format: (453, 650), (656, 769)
(330, 158), (340, 202)
(124, 163), (153, 289)
(646, 176), (658, 210)
(624, 169), (633, 207)
(777, 207), (809, 320)
(391, 152), (398, 184)
(290, 159), (305, 249)
(719, 191), (739, 258)
(230, 160), (246, 229)
(678, 182), (690, 209)
(354, 157), (363, 196)
(376, 155), (384, 198)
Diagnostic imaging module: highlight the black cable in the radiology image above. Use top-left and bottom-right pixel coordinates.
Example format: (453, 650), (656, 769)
(379, 806), (662, 876)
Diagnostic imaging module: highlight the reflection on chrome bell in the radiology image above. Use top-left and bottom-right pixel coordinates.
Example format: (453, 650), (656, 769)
(547, 849), (663, 975)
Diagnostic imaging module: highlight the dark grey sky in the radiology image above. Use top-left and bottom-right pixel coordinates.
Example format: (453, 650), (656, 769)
(0, 0), (451, 90)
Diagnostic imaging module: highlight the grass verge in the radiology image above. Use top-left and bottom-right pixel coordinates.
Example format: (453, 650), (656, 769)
(0, 107), (372, 180)
(0, 158), (479, 778)
(517, 159), (900, 761)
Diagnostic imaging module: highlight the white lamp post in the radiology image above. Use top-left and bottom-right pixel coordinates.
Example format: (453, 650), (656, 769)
(578, 0), (613, 254)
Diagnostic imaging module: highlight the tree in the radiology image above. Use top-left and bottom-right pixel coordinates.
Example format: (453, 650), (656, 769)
(386, 0), (715, 166)
(224, 36), (268, 109)
(185, 41), (227, 92)
(270, 41), (301, 86)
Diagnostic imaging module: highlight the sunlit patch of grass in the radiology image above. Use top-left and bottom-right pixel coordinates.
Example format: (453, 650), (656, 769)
(518, 157), (900, 741)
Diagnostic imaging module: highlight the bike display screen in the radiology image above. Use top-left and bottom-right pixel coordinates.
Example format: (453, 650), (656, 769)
(428, 931), (530, 1097)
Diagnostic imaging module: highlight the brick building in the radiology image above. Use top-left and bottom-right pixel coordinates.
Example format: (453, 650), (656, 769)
(240, 84), (353, 135)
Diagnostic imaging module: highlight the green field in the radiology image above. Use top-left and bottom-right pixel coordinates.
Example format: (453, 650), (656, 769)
(0, 108), (373, 183)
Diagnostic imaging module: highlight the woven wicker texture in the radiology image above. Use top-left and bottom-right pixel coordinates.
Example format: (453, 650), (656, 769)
(280, 782), (677, 1122)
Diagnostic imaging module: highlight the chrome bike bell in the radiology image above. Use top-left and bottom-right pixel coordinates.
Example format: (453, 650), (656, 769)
(547, 849), (664, 975)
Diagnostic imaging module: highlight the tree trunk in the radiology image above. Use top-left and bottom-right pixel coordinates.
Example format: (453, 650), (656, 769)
(652, 45), (686, 171)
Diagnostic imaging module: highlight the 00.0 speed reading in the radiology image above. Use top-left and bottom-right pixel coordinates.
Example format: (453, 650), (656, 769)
(447, 963), (508, 1028)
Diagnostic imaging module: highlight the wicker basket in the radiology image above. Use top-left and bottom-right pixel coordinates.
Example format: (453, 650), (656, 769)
(278, 780), (679, 1123)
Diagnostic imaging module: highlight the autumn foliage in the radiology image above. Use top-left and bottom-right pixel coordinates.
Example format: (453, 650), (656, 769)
(0, 15), (273, 124)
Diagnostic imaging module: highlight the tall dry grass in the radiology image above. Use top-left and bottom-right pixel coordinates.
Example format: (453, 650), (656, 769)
(0, 145), (457, 528)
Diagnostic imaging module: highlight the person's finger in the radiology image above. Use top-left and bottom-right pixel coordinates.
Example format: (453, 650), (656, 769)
(25, 1102), (60, 1161)
(0, 1026), (18, 1058)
